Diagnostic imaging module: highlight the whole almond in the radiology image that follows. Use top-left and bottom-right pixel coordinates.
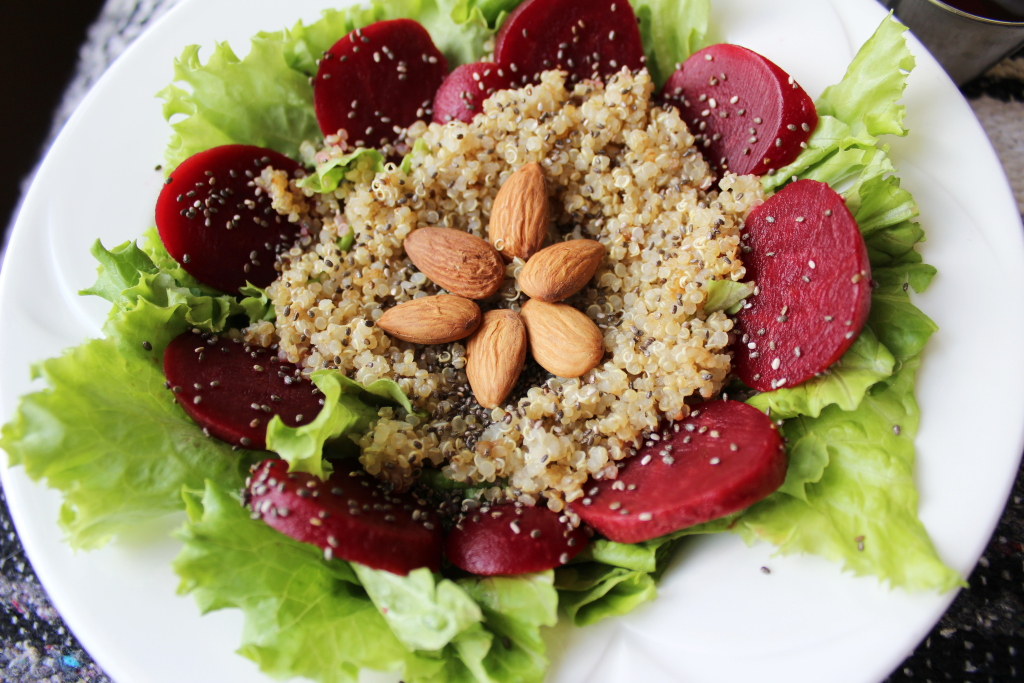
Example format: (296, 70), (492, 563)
(466, 310), (527, 409)
(518, 239), (605, 302)
(488, 162), (549, 262)
(404, 227), (505, 300)
(520, 299), (604, 378)
(378, 295), (481, 345)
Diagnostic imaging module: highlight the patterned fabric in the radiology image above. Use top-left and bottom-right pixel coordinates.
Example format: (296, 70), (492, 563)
(0, 1), (1021, 681)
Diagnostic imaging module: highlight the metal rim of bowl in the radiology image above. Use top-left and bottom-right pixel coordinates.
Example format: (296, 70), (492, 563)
(924, 0), (1024, 26)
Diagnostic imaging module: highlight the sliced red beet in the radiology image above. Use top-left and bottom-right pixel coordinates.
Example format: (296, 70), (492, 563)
(247, 459), (443, 575)
(493, 0), (644, 86)
(446, 504), (588, 575)
(732, 179), (872, 392)
(432, 62), (514, 124)
(569, 401), (785, 544)
(314, 19), (448, 146)
(155, 144), (301, 294)
(163, 332), (323, 450)
(659, 44), (816, 177)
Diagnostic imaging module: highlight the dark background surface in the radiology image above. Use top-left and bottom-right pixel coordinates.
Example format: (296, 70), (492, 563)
(0, 2), (1021, 683)
(0, 0), (108, 235)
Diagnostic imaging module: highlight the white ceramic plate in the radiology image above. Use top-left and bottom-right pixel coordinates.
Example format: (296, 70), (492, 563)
(2, 0), (1022, 682)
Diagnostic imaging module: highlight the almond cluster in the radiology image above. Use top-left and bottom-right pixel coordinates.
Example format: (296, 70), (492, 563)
(377, 163), (605, 409)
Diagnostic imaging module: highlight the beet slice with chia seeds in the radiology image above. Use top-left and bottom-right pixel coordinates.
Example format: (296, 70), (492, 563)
(659, 44), (816, 177)
(432, 62), (514, 124)
(247, 458), (443, 575)
(493, 0), (644, 86)
(446, 504), (588, 575)
(163, 332), (322, 449)
(732, 179), (872, 392)
(568, 400), (786, 544)
(155, 144), (301, 294)
(314, 19), (448, 146)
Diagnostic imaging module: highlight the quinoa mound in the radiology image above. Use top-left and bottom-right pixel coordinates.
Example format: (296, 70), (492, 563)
(245, 68), (764, 514)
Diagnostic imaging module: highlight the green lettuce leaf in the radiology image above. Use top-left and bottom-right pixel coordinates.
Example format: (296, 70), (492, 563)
(763, 16), (914, 194)
(402, 138), (431, 175)
(1, 240), (262, 549)
(78, 238), (158, 305)
(736, 356), (964, 592)
(296, 148), (385, 194)
(264, 370), (379, 479)
(746, 326), (895, 421)
(454, 572), (559, 683)
(238, 283), (275, 323)
(704, 279), (754, 314)
(337, 224), (356, 252)
(815, 13), (916, 141)
(173, 481), (447, 683)
(556, 563), (657, 626)
(629, 0), (711, 88)
(158, 35), (321, 172)
(741, 13), (953, 590)
(352, 565), (483, 652)
(556, 515), (737, 626)
(264, 369), (417, 479)
(867, 266), (938, 364)
(175, 480), (558, 683)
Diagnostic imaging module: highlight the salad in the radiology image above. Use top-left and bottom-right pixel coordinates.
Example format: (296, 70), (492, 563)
(0, 0), (966, 682)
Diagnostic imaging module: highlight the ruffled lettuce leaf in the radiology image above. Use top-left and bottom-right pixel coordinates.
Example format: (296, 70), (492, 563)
(238, 283), (275, 323)
(173, 481), (445, 683)
(867, 265), (938, 364)
(78, 238), (158, 304)
(736, 356), (964, 592)
(739, 14), (954, 590)
(746, 326), (895, 421)
(174, 480), (558, 683)
(454, 572), (559, 683)
(158, 36), (321, 172)
(815, 13), (916, 141)
(265, 369), (417, 479)
(556, 515), (736, 626)
(751, 15), (933, 409)
(352, 565), (483, 651)
(0, 235), (262, 550)
(630, 0), (711, 88)
(763, 15), (913, 194)
(296, 148), (385, 194)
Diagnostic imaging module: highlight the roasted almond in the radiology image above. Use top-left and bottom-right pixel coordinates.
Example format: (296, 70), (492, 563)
(466, 310), (528, 409)
(520, 299), (604, 378)
(488, 162), (549, 262)
(518, 239), (605, 302)
(404, 227), (505, 300)
(377, 295), (481, 345)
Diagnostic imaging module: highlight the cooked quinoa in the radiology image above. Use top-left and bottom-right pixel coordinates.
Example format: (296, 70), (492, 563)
(245, 68), (764, 514)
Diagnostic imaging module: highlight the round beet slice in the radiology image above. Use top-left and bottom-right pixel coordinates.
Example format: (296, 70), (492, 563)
(732, 179), (872, 392)
(493, 0), (644, 86)
(446, 504), (588, 575)
(247, 459), (443, 575)
(155, 144), (302, 294)
(569, 401), (785, 544)
(163, 332), (322, 449)
(432, 62), (514, 124)
(314, 19), (448, 146)
(659, 44), (816, 177)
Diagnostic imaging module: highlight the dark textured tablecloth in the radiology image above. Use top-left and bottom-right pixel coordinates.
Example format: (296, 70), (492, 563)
(1, 1), (1021, 681)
